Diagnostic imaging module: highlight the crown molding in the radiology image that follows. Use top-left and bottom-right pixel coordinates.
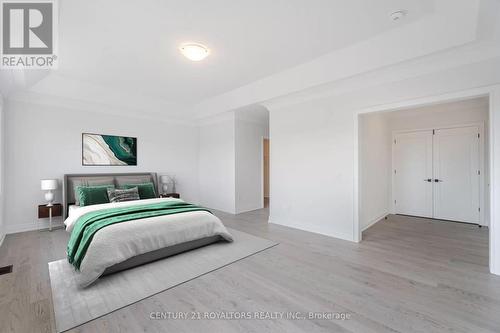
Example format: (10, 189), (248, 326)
(262, 40), (500, 111)
(7, 91), (197, 126)
(195, 111), (235, 126)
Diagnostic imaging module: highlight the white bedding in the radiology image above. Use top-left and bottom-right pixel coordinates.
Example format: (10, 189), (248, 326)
(64, 198), (233, 287)
(67, 205), (79, 218)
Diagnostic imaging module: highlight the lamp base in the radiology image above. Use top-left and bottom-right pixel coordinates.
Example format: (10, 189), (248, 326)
(45, 191), (54, 207)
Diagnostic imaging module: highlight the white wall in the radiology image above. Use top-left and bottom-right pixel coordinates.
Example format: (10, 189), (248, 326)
(0, 96), (4, 246)
(489, 88), (500, 275)
(386, 98), (489, 132)
(359, 97), (490, 231)
(198, 107), (269, 214)
(4, 100), (200, 234)
(268, 56), (500, 243)
(235, 110), (269, 213)
(359, 113), (391, 231)
(269, 99), (356, 241)
(198, 113), (236, 213)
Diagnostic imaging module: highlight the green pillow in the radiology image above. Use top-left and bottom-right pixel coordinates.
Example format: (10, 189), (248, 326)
(122, 182), (156, 199)
(76, 185), (115, 206)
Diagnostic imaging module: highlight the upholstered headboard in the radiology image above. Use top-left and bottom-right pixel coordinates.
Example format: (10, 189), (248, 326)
(63, 172), (158, 218)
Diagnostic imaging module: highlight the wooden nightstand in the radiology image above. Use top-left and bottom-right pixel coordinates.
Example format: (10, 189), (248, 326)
(159, 193), (180, 198)
(38, 203), (62, 231)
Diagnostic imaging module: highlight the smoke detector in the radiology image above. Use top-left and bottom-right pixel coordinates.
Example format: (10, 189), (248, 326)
(390, 10), (407, 22)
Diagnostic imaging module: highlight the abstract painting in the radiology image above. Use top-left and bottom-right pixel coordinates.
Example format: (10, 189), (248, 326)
(82, 133), (137, 166)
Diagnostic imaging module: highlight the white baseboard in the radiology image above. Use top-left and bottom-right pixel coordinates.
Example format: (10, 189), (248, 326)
(6, 222), (38, 234)
(5, 220), (65, 235)
(235, 204), (265, 214)
(361, 212), (388, 232)
(236, 208), (263, 214)
(268, 217), (354, 242)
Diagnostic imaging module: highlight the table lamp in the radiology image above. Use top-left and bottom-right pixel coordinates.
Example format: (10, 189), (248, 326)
(41, 179), (58, 207)
(160, 175), (170, 194)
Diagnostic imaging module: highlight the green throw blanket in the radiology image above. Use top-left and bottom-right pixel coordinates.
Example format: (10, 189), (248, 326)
(67, 201), (212, 270)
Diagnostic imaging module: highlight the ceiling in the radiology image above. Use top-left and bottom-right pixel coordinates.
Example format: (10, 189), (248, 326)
(41, 0), (433, 105)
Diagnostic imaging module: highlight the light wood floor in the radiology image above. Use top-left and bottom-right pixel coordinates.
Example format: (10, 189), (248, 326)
(1, 209), (499, 333)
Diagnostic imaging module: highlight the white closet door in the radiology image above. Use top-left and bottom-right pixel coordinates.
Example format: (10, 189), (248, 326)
(393, 131), (433, 218)
(433, 126), (480, 224)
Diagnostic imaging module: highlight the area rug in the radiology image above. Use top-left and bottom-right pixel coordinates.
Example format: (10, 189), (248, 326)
(49, 228), (278, 332)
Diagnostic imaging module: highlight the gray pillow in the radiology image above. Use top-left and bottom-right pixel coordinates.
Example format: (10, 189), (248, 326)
(115, 175), (152, 187)
(107, 187), (140, 203)
(71, 177), (115, 205)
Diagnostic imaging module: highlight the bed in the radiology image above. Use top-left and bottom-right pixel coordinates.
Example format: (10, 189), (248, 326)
(63, 173), (233, 287)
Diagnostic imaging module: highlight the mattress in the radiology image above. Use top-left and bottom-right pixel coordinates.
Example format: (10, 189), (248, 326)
(102, 235), (222, 276)
(64, 198), (233, 287)
(67, 205), (80, 218)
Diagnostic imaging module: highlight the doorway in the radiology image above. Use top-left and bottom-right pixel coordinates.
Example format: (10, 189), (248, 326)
(393, 125), (482, 224)
(358, 96), (489, 236)
(263, 138), (270, 207)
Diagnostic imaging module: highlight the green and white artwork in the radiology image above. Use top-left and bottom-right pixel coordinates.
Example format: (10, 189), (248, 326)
(82, 133), (137, 166)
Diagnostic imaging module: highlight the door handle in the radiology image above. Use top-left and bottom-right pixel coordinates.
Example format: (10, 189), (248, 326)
(434, 179), (443, 182)
(424, 179), (432, 182)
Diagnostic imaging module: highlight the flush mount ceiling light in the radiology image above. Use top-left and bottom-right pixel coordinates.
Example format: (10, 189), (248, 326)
(390, 10), (407, 22)
(179, 43), (210, 61)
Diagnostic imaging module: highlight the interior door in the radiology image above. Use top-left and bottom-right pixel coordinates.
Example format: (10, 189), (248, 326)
(433, 126), (480, 223)
(263, 138), (270, 199)
(393, 131), (433, 218)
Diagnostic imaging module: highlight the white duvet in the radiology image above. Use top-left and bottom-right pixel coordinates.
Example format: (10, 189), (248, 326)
(64, 198), (233, 287)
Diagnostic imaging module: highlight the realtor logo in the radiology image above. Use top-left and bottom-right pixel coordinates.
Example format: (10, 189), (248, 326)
(1, 0), (58, 69)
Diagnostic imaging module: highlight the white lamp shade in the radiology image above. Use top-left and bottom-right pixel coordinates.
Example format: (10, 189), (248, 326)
(160, 175), (170, 183)
(41, 179), (58, 190)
